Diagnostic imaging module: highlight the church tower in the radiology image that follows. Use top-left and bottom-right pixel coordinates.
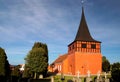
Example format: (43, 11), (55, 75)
(49, 7), (102, 76)
(68, 7), (102, 75)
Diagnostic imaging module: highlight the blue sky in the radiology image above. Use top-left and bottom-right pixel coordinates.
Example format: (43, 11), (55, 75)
(0, 0), (120, 65)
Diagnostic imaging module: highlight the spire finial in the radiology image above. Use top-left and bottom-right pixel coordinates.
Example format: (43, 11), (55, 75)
(81, 0), (85, 14)
(81, 0), (84, 7)
(74, 0), (100, 42)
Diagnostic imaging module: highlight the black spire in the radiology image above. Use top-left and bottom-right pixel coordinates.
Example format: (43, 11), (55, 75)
(74, 7), (100, 42)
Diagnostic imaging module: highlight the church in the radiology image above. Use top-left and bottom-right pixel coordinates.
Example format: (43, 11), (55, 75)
(49, 7), (102, 75)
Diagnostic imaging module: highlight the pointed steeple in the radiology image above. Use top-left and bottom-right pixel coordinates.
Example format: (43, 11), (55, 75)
(74, 7), (100, 42)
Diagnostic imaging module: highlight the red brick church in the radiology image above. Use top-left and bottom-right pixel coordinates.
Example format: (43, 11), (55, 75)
(49, 7), (102, 75)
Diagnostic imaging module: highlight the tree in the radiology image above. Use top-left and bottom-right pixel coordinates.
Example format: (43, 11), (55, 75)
(111, 62), (120, 82)
(0, 47), (10, 81)
(32, 42), (48, 62)
(102, 56), (107, 62)
(11, 65), (21, 82)
(25, 42), (48, 79)
(102, 56), (110, 72)
(11, 65), (20, 77)
(22, 65), (31, 78)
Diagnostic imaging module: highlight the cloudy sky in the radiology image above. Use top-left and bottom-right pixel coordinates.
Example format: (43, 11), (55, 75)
(0, 0), (120, 65)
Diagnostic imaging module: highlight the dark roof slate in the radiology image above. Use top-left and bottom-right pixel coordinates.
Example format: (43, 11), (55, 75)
(74, 7), (100, 42)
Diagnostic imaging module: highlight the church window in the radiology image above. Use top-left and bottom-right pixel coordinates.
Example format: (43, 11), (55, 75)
(69, 47), (71, 51)
(59, 65), (61, 71)
(91, 44), (96, 49)
(72, 45), (74, 49)
(82, 44), (86, 48)
(58, 65), (59, 71)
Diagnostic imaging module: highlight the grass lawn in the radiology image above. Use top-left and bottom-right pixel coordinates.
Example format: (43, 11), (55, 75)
(54, 75), (85, 82)
(46, 74), (111, 82)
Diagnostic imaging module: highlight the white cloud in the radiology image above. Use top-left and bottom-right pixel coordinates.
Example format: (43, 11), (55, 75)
(0, 0), (120, 64)
(0, 0), (74, 43)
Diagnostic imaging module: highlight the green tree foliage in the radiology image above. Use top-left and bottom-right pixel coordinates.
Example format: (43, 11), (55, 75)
(11, 65), (21, 82)
(11, 65), (20, 77)
(102, 56), (110, 72)
(0, 47), (10, 81)
(111, 62), (120, 82)
(32, 42), (48, 62)
(102, 56), (107, 62)
(22, 65), (31, 78)
(25, 42), (48, 79)
(5, 60), (10, 78)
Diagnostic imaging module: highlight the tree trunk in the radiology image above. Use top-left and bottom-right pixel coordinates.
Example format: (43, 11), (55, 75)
(34, 72), (37, 79)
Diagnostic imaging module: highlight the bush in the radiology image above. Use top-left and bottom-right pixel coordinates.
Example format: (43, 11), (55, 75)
(111, 69), (120, 82)
(111, 62), (120, 82)
(0, 76), (6, 82)
(29, 79), (51, 82)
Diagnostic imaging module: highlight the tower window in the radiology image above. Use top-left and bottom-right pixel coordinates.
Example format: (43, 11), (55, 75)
(82, 44), (87, 48)
(91, 44), (96, 49)
(72, 45), (74, 49)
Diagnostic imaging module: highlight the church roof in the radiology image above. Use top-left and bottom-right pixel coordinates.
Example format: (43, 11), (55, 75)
(74, 7), (100, 42)
(52, 54), (68, 64)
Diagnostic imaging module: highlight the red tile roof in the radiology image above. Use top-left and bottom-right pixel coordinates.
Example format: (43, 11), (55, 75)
(52, 54), (68, 64)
